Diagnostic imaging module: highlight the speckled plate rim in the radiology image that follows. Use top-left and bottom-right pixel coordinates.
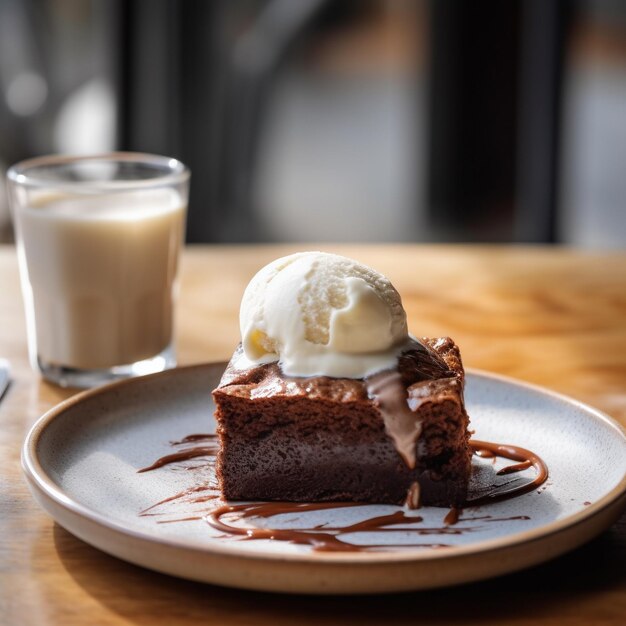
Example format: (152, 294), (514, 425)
(21, 363), (626, 593)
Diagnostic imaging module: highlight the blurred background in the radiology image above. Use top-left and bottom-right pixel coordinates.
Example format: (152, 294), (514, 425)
(0, 0), (624, 246)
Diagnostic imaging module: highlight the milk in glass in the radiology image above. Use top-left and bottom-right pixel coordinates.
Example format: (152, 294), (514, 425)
(16, 189), (185, 369)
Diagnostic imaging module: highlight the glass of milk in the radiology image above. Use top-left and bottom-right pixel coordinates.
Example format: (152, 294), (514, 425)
(7, 153), (189, 388)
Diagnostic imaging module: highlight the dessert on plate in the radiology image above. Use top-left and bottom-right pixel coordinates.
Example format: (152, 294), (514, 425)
(212, 252), (471, 507)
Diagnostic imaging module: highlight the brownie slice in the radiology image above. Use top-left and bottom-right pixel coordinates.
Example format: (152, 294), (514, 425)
(212, 337), (471, 507)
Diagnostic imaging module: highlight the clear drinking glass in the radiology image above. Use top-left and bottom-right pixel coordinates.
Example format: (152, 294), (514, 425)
(7, 153), (190, 388)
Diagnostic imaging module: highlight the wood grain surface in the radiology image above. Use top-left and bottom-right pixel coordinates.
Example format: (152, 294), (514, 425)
(1, 244), (625, 625)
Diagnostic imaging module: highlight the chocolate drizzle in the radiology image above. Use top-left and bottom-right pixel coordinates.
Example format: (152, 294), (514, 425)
(137, 431), (548, 553)
(443, 507), (461, 526)
(366, 370), (422, 468)
(137, 434), (219, 473)
(365, 338), (455, 469)
(404, 481), (421, 509)
(139, 485), (219, 516)
(206, 502), (464, 552)
(171, 434), (218, 445)
(467, 440), (549, 506)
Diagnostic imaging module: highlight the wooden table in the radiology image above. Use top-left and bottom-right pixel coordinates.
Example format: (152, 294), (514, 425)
(1, 244), (625, 625)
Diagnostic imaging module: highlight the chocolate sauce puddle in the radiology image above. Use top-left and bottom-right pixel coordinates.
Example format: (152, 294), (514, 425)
(467, 440), (548, 506)
(138, 433), (547, 552)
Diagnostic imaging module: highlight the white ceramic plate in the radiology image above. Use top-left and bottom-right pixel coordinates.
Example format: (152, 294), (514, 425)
(22, 363), (626, 594)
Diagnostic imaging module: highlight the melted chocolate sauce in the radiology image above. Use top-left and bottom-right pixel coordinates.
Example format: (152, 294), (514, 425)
(158, 516), (204, 524)
(137, 435), (220, 521)
(139, 485), (219, 516)
(365, 339), (452, 470)
(467, 440), (548, 506)
(443, 510), (531, 526)
(207, 502), (363, 552)
(137, 446), (218, 473)
(497, 460), (532, 475)
(404, 481), (421, 509)
(444, 507), (461, 526)
(206, 502), (464, 552)
(366, 370), (422, 468)
(171, 434), (218, 445)
(138, 432), (546, 552)
(137, 434), (219, 473)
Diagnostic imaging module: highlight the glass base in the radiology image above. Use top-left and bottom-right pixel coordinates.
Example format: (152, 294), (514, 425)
(37, 344), (176, 389)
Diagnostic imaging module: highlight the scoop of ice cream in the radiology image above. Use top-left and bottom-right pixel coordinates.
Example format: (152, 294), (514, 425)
(238, 252), (409, 378)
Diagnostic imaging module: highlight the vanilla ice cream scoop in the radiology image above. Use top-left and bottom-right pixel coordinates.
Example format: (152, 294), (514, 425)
(238, 252), (409, 378)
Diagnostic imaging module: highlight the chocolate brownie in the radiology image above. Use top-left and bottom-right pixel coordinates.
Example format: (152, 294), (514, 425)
(212, 337), (472, 507)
